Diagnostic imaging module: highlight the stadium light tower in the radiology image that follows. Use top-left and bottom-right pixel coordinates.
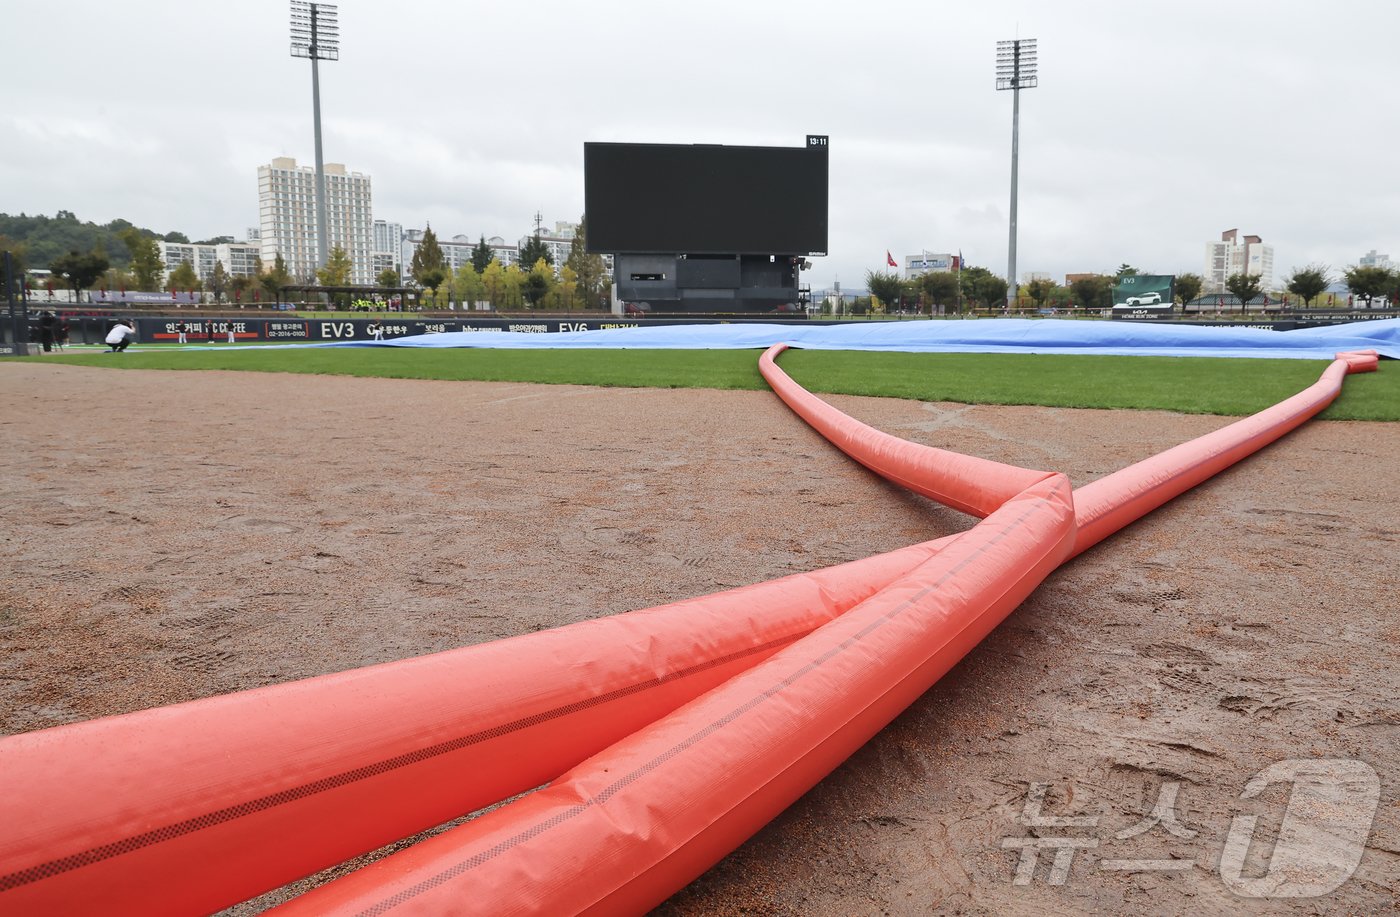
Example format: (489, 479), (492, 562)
(290, 1), (339, 275)
(996, 38), (1037, 308)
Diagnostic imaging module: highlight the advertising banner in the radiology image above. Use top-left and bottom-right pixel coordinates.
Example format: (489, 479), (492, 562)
(1111, 274), (1175, 318)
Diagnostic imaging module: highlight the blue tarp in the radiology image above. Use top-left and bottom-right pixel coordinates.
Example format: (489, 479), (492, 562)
(307, 318), (1400, 361)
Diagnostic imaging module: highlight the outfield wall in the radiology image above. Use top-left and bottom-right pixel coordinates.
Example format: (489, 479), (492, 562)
(10, 312), (1399, 350)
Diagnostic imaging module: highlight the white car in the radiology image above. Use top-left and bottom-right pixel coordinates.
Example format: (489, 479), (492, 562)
(1124, 291), (1163, 306)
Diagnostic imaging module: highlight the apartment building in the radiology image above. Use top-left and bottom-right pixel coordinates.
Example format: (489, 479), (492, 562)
(1359, 249), (1393, 270)
(1204, 229), (1274, 292)
(257, 157), (374, 285)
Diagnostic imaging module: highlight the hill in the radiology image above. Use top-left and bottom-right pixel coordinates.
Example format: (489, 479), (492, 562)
(0, 211), (196, 271)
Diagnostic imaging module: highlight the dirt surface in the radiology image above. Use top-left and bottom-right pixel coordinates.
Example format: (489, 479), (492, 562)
(2, 361), (1397, 915)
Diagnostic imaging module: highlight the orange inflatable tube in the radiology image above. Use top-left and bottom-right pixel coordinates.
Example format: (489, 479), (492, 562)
(270, 348), (1379, 915)
(0, 347), (1377, 916)
(268, 474), (1077, 916)
(0, 535), (957, 916)
(759, 343), (1047, 516)
(1071, 350), (1377, 555)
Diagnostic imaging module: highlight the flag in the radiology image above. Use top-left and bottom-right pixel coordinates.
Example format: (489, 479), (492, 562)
(886, 251), (897, 268)
(954, 251), (963, 271)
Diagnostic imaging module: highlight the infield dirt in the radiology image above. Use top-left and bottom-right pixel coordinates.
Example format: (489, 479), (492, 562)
(2, 361), (1397, 915)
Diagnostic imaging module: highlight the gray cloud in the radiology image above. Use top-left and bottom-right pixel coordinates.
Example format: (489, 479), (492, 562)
(5, 0), (1396, 288)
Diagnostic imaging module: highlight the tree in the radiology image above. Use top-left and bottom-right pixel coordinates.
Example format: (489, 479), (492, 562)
(1025, 277), (1056, 309)
(864, 270), (904, 313)
(316, 245), (353, 287)
(1114, 263), (1140, 282)
(470, 235), (494, 274)
(49, 249), (110, 301)
(168, 261), (201, 292)
(1070, 275), (1113, 311)
(524, 258), (554, 307)
(261, 253), (292, 302)
(98, 266), (135, 295)
(481, 259), (505, 308)
(209, 260), (229, 303)
(376, 267), (400, 289)
(564, 216), (609, 308)
(230, 274), (256, 304)
(454, 263), (484, 309)
(1225, 272), (1264, 308)
(1174, 272), (1203, 307)
(502, 262), (526, 309)
(120, 227), (164, 290)
(916, 271), (959, 313)
(557, 264), (579, 310)
(0, 234), (27, 276)
(959, 265), (1009, 310)
(1285, 265), (1330, 308)
(518, 234), (552, 272)
(410, 226), (447, 295)
(1343, 265), (1395, 305)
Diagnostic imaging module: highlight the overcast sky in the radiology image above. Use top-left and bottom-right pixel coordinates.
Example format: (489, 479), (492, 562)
(6, 0), (1397, 289)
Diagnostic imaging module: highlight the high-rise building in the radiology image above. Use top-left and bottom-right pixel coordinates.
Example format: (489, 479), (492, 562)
(156, 240), (263, 287)
(373, 220), (403, 272)
(217, 242), (263, 278)
(1359, 249), (1393, 270)
(157, 241), (219, 285)
(257, 157), (374, 285)
(401, 229), (480, 276)
(156, 240), (261, 286)
(1204, 229), (1274, 292)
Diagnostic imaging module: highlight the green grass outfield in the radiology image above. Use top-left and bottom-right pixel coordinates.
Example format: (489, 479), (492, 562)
(39, 346), (1397, 421)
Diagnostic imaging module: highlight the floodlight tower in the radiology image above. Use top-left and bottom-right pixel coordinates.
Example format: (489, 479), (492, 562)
(996, 38), (1037, 308)
(290, 1), (339, 274)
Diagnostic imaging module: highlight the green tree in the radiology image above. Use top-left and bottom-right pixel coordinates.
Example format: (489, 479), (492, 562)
(454, 263), (484, 309)
(1174, 272), (1203, 307)
(261, 253), (292, 302)
(481, 259), (505, 308)
(49, 249), (110, 301)
(0, 235), (26, 299)
(959, 265), (1009, 310)
(1225, 272), (1264, 308)
(556, 264), (579, 310)
(1285, 265), (1330, 308)
(864, 270), (904, 313)
(470, 235), (494, 273)
(209, 260), (229, 303)
(502, 262), (526, 308)
(230, 274), (256, 304)
(120, 227), (164, 290)
(1343, 265), (1395, 305)
(98, 265), (134, 295)
(1025, 277), (1056, 309)
(1070, 275), (1113, 311)
(917, 271), (959, 313)
(410, 226), (447, 293)
(1114, 263), (1140, 282)
(524, 258), (555, 307)
(316, 245), (353, 287)
(564, 217), (609, 308)
(518, 234), (552, 271)
(168, 260), (201, 292)
(376, 267), (400, 288)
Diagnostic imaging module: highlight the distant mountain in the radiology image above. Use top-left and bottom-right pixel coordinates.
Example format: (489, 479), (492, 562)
(0, 211), (191, 270)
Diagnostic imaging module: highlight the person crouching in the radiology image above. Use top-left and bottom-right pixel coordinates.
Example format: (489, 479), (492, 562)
(105, 320), (136, 352)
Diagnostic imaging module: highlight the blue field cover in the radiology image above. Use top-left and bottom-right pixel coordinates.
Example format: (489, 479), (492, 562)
(318, 317), (1400, 360)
